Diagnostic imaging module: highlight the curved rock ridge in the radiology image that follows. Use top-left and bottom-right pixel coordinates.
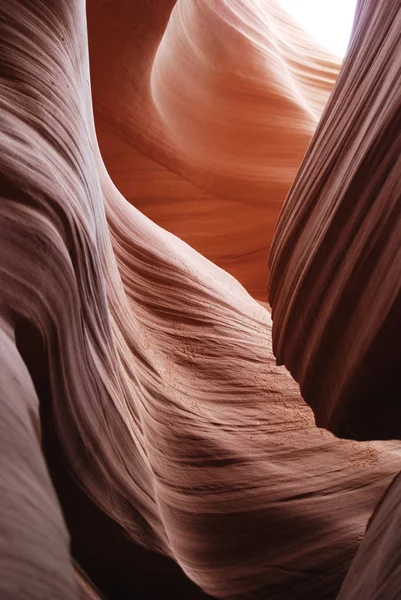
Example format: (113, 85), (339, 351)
(87, 0), (340, 299)
(268, 0), (401, 441)
(338, 470), (401, 600)
(1, 1), (401, 600)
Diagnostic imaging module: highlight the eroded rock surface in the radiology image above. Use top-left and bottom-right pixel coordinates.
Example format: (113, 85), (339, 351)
(268, 0), (401, 441)
(1, 1), (401, 600)
(87, 0), (339, 299)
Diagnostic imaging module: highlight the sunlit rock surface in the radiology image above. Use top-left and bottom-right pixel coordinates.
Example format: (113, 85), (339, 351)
(1, 1), (401, 600)
(87, 0), (339, 300)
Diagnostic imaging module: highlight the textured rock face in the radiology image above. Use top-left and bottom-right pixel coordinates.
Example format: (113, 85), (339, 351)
(86, 0), (339, 300)
(1, 1), (401, 600)
(337, 470), (401, 600)
(268, 0), (401, 441)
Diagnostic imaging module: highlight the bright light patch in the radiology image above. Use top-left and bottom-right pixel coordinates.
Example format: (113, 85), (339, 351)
(278, 0), (358, 58)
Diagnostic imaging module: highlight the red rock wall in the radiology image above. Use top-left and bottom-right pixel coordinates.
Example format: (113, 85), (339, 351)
(87, 0), (339, 300)
(1, 1), (401, 599)
(268, 0), (401, 441)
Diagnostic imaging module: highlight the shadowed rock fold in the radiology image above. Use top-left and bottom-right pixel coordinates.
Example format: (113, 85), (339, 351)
(1, 1), (401, 600)
(268, 0), (401, 441)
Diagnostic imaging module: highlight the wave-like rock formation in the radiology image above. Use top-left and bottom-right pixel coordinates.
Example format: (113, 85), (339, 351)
(267, 2), (401, 598)
(87, 0), (340, 299)
(338, 469), (401, 600)
(1, 1), (401, 600)
(268, 0), (401, 441)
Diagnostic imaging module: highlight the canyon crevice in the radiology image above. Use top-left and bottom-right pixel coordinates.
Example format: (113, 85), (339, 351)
(0, 1), (400, 599)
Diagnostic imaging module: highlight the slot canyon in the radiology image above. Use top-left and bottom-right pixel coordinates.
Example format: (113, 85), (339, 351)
(0, 0), (400, 599)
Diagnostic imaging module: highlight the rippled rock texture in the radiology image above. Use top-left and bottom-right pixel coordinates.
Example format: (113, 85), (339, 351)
(268, 0), (401, 441)
(1, 1), (401, 600)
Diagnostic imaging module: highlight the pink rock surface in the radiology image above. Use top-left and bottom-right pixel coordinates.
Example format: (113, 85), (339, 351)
(1, 1), (401, 599)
